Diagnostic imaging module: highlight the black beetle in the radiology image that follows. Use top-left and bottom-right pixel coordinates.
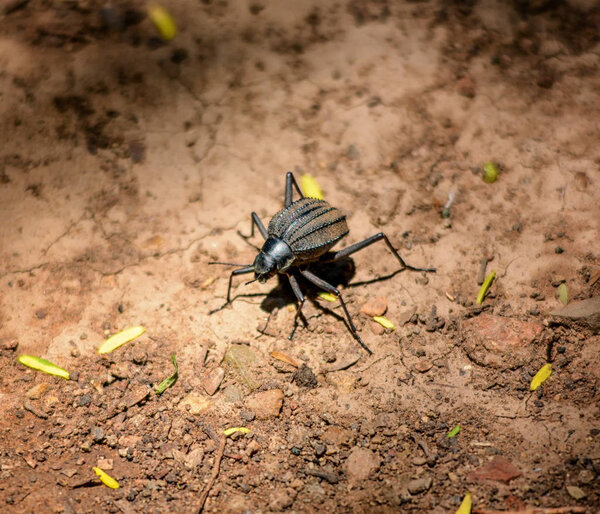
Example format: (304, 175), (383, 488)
(210, 172), (435, 354)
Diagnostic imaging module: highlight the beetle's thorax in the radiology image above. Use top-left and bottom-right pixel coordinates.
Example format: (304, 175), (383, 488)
(254, 236), (295, 282)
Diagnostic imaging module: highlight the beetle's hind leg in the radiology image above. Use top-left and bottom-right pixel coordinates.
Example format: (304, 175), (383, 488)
(286, 273), (309, 340)
(285, 171), (305, 207)
(322, 232), (436, 273)
(299, 269), (372, 355)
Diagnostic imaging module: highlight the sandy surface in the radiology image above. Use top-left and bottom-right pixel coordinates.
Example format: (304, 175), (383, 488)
(0, 0), (599, 512)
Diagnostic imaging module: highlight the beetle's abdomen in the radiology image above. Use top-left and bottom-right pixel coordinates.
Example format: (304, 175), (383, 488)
(268, 198), (349, 262)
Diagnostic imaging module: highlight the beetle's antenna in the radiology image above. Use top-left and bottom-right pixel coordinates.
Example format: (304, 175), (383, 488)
(244, 279), (258, 286)
(209, 261), (252, 267)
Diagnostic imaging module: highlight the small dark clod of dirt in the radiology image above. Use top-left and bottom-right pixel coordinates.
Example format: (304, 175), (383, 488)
(77, 394), (92, 407)
(293, 364), (318, 389)
(240, 409), (255, 422)
(171, 48), (189, 64)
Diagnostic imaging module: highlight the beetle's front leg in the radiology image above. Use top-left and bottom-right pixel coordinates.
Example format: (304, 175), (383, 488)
(209, 265), (254, 314)
(237, 212), (268, 242)
(286, 273), (308, 340)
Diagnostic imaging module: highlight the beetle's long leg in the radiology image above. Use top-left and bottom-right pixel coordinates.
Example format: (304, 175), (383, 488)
(285, 171), (304, 208)
(299, 269), (372, 355)
(321, 232), (436, 273)
(286, 273), (308, 340)
(209, 265), (254, 314)
(237, 212), (268, 241)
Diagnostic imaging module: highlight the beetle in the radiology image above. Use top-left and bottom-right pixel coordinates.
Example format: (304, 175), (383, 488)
(210, 172), (435, 354)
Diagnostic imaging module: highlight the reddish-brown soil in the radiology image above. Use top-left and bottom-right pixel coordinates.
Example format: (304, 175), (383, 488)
(1, 0), (599, 512)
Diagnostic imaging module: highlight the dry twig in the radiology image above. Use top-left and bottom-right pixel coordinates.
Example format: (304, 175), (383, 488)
(196, 435), (226, 513)
(474, 507), (586, 514)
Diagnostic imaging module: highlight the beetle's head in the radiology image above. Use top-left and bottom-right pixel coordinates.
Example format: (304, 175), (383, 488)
(253, 252), (277, 283)
(253, 237), (295, 282)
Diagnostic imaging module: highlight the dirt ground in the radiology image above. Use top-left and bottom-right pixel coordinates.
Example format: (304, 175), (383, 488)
(1, 0), (599, 512)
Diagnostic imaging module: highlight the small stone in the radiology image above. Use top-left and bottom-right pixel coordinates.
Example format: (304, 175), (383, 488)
(131, 350), (147, 365)
(245, 389), (283, 419)
(184, 447), (204, 468)
(97, 457), (113, 470)
(222, 384), (244, 403)
(269, 489), (293, 511)
(80, 441), (91, 453)
(321, 426), (354, 446)
(461, 315), (544, 368)
(1, 339), (18, 351)
(312, 441), (327, 457)
(202, 367), (225, 396)
(360, 297), (388, 317)
(179, 392), (212, 415)
(246, 440), (260, 457)
(90, 426), (105, 443)
(555, 246), (564, 254)
(407, 477), (433, 494)
(457, 76), (476, 98)
(412, 456), (427, 466)
(566, 485), (586, 500)
(346, 144), (361, 160)
(35, 309), (47, 319)
(573, 172), (589, 192)
(345, 447), (380, 483)
(550, 296), (600, 334)
(370, 321), (385, 335)
(240, 409), (255, 422)
(467, 456), (522, 483)
(414, 359), (433, 373)
(26, 383), (50, 400)
(577, 469), (595, 484)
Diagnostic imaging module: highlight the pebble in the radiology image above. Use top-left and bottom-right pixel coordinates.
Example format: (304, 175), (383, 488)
(566, 485), (586, 500)
(344, 447), (380, 482)
(202, 367), (225, 396)
(26, 383), (50, 399)
(407, 477), (433, 494)
(550, 296), (600, 333)
(245, 389), (283, 419)
(346, 144), (361, 160)
(240, 409), (256, 422)
(577, 469), (595, 484)
(178, 392), (212, 415)
(360, 296), (388, 317)
(370, 321), (385, 335)
(321, 426), (354, 446)
(457, 76), (476, 97)
(269, 489), (293, 511)
(90, 426), (105, 443)
(414, 359), (433, 373)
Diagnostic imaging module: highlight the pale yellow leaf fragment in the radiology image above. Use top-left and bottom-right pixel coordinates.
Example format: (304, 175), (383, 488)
(98, 326), (146, 354)
(301, 174), (324, 199)
(223, 427), (250, 437)
(17, 355), (70, 380)
(148, 4), (176, 40)
(530, 363), (553, 391)
(373, 316), (395, 330)
(93, 467), (119, 489)
(318, 292), (338, 303)
(455, 491), (472, 514)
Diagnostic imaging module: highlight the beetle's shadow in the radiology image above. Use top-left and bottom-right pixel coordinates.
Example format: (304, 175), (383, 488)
(260, 256), (357, 313)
